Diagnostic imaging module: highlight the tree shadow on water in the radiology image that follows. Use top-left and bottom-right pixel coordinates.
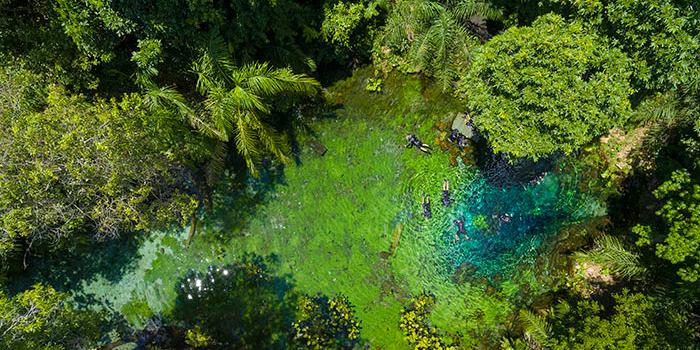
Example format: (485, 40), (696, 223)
(159, 254), (298, 349)
(201, 163), (289, 242)
(6, 235), (141, 295)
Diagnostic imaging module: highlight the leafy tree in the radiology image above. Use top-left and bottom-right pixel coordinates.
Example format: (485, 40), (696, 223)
(320, 0), (383, 62)
(378, 0), (502, 89)
(460, 13), (634, 160)
(53, 0), (135, 67)
(542, 290), (694, 349)
(542, 0), (700, 92)
(0, 66), (201, 264)
(138, 41), (320, 175)
(631, 93), (700, 282)
(291, 294), (361, 349)
(634, 165), (700, 282)
(0, 1), (98, 88)
(0, 284), (103, 350)
(399, 292), (456, 350)
(513, 290), (697, 349)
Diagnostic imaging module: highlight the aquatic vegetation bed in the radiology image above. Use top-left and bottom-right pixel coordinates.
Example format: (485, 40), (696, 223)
(18, 68), (606, 348)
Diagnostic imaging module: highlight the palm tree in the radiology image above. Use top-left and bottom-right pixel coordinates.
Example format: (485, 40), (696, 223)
(140, 40), (320, 176)
(379, 0), (502, 90)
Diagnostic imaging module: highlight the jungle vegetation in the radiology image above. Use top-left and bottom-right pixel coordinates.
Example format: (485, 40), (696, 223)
(0, 0), (698, 349)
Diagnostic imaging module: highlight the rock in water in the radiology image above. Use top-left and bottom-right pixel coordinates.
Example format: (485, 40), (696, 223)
(452, 113), (474, 139)
(308, 139), (327, 156)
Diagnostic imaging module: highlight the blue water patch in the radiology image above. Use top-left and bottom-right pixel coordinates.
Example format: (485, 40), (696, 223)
(436, 171), (605, 278)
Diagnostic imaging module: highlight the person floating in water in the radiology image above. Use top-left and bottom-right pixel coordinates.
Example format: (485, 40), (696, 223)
(447, 128), (468, 148)
(454, 219), (468, 241)
(441, 179), (451, 207)
(448, 129), (461, 143)
(421, 194), (432, 219)
(405, 134), (432, 154)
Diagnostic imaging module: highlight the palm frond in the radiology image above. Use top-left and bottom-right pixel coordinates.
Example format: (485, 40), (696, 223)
(518, 309), (551, 348)
(234, 63), (319, 97)
(230, 86), (270, 114)
(144, 85), (224, 140)
(577, 235), (647, 279)
(205, 141), (228, 189)
(449, 0), (503, 21)
(249, 117), (291, 164)
(234, 114), (261, 175)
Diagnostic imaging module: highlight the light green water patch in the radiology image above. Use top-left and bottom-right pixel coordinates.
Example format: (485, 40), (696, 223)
(72, 68), (469, 348)
(65, 67), (599, 348)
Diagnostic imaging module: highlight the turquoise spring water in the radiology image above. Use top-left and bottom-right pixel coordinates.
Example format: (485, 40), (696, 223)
(430, 164), (606, 279)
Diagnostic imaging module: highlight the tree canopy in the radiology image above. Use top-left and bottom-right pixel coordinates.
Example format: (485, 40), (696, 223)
(542, 0), (700, 93)
(0, 284), (103, 350)
(0, 66), (201, 264)
(461, 13), (634, 160)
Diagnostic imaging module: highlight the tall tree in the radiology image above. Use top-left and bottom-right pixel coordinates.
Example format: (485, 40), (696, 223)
(377, 0), (502, 90)
(460, 13), (633, 160)
(0, 284), (103, 350)
(540, 0), (700, 93)
(0, 66), (201, 265)
(138, 40), (320, 175)
(634, 118), (700, 282)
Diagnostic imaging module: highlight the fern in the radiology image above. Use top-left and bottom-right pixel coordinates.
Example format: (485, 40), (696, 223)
(577, 235), (647, 279)
(518, 309), (552, 349)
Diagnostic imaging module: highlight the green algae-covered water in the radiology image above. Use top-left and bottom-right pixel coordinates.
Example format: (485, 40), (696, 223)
(12, 68), (606, 348)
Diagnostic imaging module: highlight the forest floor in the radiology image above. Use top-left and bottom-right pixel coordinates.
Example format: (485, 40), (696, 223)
(13, 68), (601, 348)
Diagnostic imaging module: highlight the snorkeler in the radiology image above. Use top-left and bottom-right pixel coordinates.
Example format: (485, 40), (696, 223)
(405, 134), (432, 154)
(447, 128), (468, 148)
(454, 219), (468, 240)
(421, 194), (432, 219)
(457, 134), (468, 148)
(448, 129), (461, 143)
(441, 179), (451, 207)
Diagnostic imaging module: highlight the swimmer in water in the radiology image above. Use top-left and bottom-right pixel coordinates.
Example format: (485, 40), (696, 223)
(405, 134), (432, 154)
(441, 179), (451, 207)
(454, 219), (468, 240)
(421, 194), (432, 219)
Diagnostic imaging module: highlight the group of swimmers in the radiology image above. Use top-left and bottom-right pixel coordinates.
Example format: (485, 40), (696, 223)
(447, 128), (469, 148)
(406, 133), (471, 241)
(406, 128), (469, 155)
(421, 179), (451, 219)
(419, 180), (470, 241)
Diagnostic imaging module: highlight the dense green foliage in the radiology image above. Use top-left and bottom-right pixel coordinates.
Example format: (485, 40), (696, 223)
(291, 294), (361, 349)
(516, 290), (695, 349)
(0, 66), (200, 265)
(542, 0), (700, 92)
(634, 118), (700, 281)
(0, 284), (103, 350)
(1, 0), (699, 348)
(378, 0), (502, 89)
(461, 14), (633, 159)
(138, 40), (320, 175)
